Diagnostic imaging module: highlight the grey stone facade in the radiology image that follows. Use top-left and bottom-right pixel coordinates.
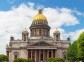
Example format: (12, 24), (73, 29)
(6, 10), (70, 62)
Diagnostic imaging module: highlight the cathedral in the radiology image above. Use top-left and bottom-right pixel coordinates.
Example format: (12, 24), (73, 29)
(6, 9), (70, 62)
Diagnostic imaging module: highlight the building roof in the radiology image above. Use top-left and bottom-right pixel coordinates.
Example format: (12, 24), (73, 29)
(33, 9), (47, 21)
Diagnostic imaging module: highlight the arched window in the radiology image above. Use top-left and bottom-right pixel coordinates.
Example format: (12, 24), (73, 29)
(34, 29), (36, 36)
(41, 29), (43, 35)
(32, 30), (34, 36)
(43, 29), (46, 36)
(37, 29), (39, 36)
(39, 29), (41, 35)
(56, 35), (59, 41)
(49, 51), (51, 58)
(14, 52), (19, 59)
(14, 55), (18, 59)
(24, 35), (26, 41)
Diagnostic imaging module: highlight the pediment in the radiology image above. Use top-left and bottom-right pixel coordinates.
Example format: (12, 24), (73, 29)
(30, 41), (53, 46)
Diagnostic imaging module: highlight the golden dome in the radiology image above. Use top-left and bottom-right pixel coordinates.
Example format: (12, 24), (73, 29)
(33, 9), (47, 21)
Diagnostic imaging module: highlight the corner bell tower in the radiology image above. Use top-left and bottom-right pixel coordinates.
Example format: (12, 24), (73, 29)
(22, 28), (29, 41)
(30, 9), (50, 37)
(53, 28), (60, 41)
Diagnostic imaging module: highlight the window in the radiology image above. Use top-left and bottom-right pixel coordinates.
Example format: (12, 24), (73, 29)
(49, 51), (51, 58)
(14, 52), (19, 59)
(56, 35), (59, 41)
(24, 35), (26, 41)
(14, 55), (18, 59)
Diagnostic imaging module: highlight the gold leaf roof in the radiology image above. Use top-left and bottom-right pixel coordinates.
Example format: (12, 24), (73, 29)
(33, 9), (47, 21)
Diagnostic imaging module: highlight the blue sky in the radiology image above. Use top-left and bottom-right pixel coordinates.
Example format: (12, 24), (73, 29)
(0, 0), (84, 11)
(0, 0), (84, 32)
(0, 0), (84, 54)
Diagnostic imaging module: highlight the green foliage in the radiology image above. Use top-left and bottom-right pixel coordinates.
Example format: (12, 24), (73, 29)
(13, 58), (32, 62)
(26, 59), (32, 62)
(67, 41), (77, 62)
(54, 58), (64, 62)
(46, 58), (64, 62)
(46, 58), (54, 62)
(67, 32), (84, 62)
(13, 58), (27, 62)
(0, 54), (8, 61)
(77, 32), (84, 60)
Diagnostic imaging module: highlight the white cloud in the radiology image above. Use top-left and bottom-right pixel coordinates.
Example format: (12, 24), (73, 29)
(0, 2), (81, 54)
(68, 29), (84, 41)
(44, 8), (79, 28)
(72, 9), (84, 16)
(59, 28), (84, 43)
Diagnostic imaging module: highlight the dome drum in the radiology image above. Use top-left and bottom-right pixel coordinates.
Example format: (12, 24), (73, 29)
(30, 28), (50, 37)
(32, 20), (48, 25)
(30, 24), (50, 30)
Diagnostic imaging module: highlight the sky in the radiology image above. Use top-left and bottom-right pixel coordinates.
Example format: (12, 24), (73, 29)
(0, 0), (84, 54)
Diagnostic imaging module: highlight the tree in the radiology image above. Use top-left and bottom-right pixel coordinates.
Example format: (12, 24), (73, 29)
(77, 32), (84, 61)
(67, 41), (77, 62)
(0, 54), (8, 62)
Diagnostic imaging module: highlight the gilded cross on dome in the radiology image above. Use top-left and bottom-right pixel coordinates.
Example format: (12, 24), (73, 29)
(38, 9), (43, 14)
(33, 9), (47, 21)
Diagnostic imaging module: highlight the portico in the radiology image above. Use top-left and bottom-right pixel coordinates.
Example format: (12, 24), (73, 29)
(28, 49), (56, 62)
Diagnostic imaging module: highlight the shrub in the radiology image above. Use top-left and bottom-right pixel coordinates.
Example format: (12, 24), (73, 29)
(13, 58), (32, 62)
(0, 54), (8, 62)
(27, 58), (32, 62)
(13, 58), (27, 62)
(46, 58), (64, 62)
(54, 58), (64, 62)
